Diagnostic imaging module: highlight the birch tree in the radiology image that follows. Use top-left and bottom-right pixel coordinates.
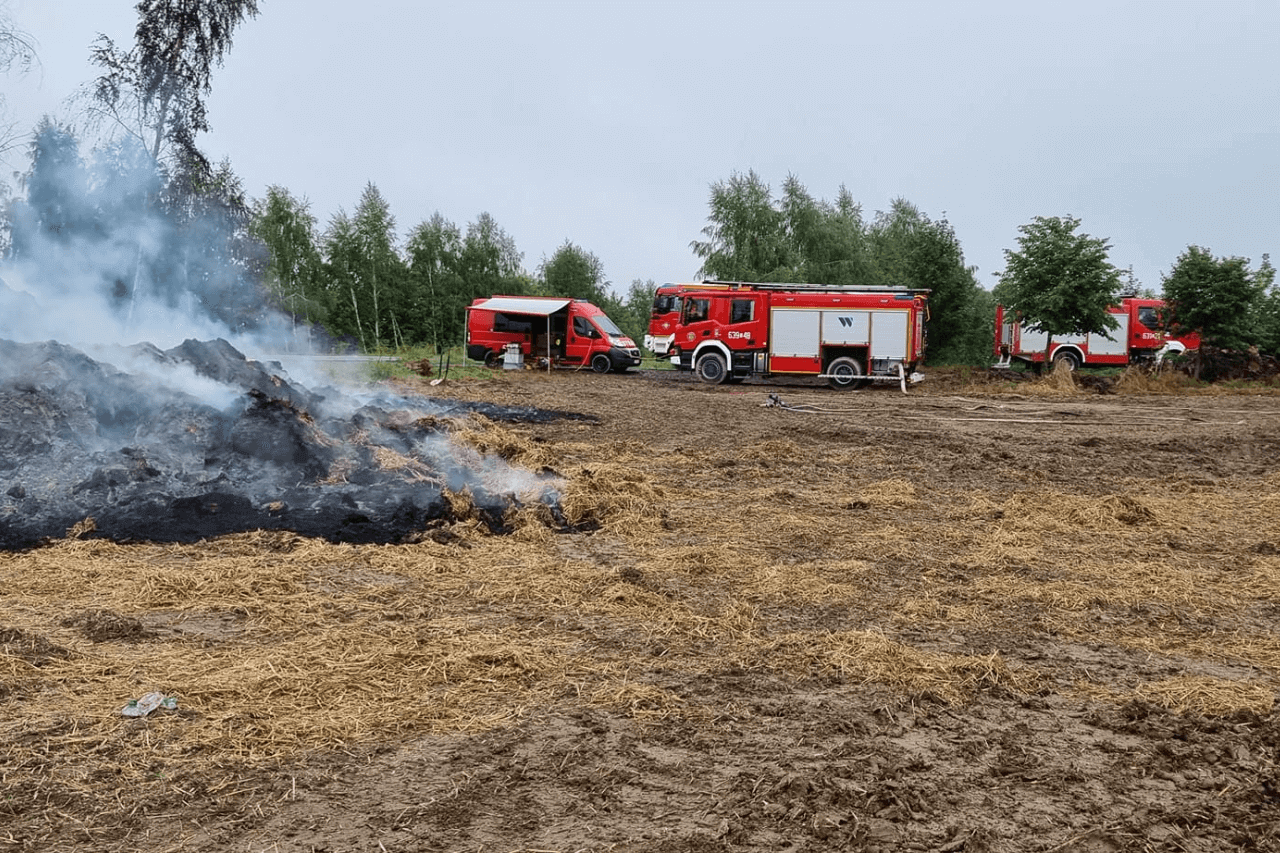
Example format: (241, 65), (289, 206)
(90, 0), (260, 168)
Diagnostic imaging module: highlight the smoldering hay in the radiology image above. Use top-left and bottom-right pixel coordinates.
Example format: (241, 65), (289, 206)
(0, 335), (589, 551)
(0, 134), (598, 548)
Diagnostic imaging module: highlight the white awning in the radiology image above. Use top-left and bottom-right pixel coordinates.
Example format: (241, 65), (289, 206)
(470, 297), (572, 316)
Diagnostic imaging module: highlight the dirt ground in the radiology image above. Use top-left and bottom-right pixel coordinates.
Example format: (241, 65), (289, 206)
(3, 365), (1280, 852)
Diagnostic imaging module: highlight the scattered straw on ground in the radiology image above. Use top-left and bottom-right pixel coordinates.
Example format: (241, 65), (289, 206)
(3, 382), (1278, 817)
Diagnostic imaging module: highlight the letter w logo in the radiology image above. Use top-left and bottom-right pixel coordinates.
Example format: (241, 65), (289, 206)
(838, 316), (854, 327)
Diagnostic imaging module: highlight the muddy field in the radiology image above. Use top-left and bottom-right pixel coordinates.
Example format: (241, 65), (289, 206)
(3, 365), (1280, 852)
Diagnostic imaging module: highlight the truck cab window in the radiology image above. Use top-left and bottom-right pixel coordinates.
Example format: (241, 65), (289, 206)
(683, 298), (709, 323)
(1137, 306), (1159, 329)
(730, 299), (754, 324)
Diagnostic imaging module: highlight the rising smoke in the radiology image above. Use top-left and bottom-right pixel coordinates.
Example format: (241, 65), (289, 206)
(0, 126), (569, 550)
(1, 124), (291, 353)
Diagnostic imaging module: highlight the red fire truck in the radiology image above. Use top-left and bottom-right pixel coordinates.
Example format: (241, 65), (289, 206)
(645, 281), (734, 355)
(994, 297), (1200, 371)
(654, 282), (930, 389)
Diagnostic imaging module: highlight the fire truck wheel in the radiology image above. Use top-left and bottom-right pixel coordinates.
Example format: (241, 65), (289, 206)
(591, 354), (612, 374)
(695, 352), (729, 384)
(1052, 350), (1081, 372)
(827, 356), (866, 390)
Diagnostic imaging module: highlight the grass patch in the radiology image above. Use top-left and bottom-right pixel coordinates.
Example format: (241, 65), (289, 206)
(363, 346), (490, 382)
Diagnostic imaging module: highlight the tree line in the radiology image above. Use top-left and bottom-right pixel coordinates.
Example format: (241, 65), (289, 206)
(250, 182), (657, 353)
(1, 2), (1277, 370)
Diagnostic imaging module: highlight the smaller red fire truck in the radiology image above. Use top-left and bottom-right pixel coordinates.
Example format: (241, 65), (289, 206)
(654, 282), (930, 389)
(645, 282), (735, 355)
(994, 297), (1200, 371)
(467, 296), (641, 373)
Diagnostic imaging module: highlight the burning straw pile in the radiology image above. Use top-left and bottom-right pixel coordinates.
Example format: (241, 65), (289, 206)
(0, 337), (582, 550)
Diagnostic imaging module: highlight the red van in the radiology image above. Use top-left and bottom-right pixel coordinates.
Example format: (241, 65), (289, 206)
(465, 296), (641, 373)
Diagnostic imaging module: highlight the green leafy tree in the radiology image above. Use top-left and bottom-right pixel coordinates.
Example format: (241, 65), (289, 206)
(967, 286), (999, 361)
(775, 175), (822, 285)
(1160, 246), (1270, 352)
(1254, 257), (1280, 356)
(345, 183), (407, 350)
(781, 177), (878, 286)
(404, 212), (466, 349)
(7, 118), (271, 334)
(689, 170), (1014, 365)
(85, 135), (163, 316)
(375, 211), (529, 351)
(320, 210), (365, 349)
(1117, 266), (1157, 299)
(538, 240), (607, 302)
(621, 278), (657, 346)
(691, 169), (791, 281)
(250, 185), (327, 346)
(694, 171), (884, 286)
(869, 199), (987, 364)
(64, 0), (276, 337)
(0, 3), (37, 161)
(151, 153), (267, 333)
(624, 278), (657, 316)
(7, 120), (91, 263)
(459, 211), (525, 299)
(994, 215), (1122, 369)
(90, 0), (260, 167)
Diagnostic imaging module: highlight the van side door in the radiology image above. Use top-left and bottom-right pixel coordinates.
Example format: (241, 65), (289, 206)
(565, 312), (600, 363)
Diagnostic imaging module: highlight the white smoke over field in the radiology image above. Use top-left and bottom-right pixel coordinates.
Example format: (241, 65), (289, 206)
(0, 205), (299, 359)
(1, 247), (240, 352)
(0, 125), (304, 358)
(0, 130), (576, 550)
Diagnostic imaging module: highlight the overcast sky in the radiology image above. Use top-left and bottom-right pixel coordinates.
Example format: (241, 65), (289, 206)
(4, 0), (1278, 297)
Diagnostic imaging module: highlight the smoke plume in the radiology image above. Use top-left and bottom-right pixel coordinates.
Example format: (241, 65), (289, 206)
(0, 128), (575, 550)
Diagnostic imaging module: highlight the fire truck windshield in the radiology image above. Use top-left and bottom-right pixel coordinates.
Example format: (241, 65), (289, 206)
(653, 295), (677, 315)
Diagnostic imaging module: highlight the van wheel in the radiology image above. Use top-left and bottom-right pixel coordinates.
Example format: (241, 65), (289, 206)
(484, 350), (502, 369)
(827, 356), (866, 389)
(591, 354), (612, 374)
(696, 352), (728, 385)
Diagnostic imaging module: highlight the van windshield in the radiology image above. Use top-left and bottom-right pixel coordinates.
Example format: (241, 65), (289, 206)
(594, 315), (624, 336)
